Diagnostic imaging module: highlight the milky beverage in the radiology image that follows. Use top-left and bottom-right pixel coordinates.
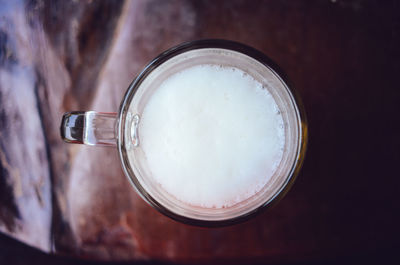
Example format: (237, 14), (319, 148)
(139, 64), (285, 208)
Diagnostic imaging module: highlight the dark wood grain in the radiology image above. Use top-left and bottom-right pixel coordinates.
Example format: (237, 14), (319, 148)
(0, 0), (399, 263)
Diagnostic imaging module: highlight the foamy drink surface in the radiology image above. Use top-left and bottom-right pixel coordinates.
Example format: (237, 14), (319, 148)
(140, 65), (285, 208)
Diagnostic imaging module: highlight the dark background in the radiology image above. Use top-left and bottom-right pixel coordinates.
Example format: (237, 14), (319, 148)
(0, 233), (394, 265)
(1, 0), (399, 264)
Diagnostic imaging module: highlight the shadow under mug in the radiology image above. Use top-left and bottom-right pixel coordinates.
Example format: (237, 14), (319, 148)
(60, 39), (307, 227)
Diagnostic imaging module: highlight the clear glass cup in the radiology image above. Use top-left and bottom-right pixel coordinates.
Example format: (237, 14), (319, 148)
(60, 39), (307, 226)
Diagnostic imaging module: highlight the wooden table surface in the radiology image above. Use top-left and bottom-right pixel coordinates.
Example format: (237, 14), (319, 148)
(0, 0), (399, 263)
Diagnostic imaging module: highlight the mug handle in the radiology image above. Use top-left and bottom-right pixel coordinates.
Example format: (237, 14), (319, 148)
(60, 111), (117, 147)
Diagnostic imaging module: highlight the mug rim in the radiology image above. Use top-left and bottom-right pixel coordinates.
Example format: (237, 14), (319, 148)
(117, 39), (308, 227)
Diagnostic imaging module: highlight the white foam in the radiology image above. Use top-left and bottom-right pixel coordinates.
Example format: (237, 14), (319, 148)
(139, 65), (285, 208)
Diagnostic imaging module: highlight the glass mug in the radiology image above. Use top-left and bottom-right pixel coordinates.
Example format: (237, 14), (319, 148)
(60, 39), (307, 226)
